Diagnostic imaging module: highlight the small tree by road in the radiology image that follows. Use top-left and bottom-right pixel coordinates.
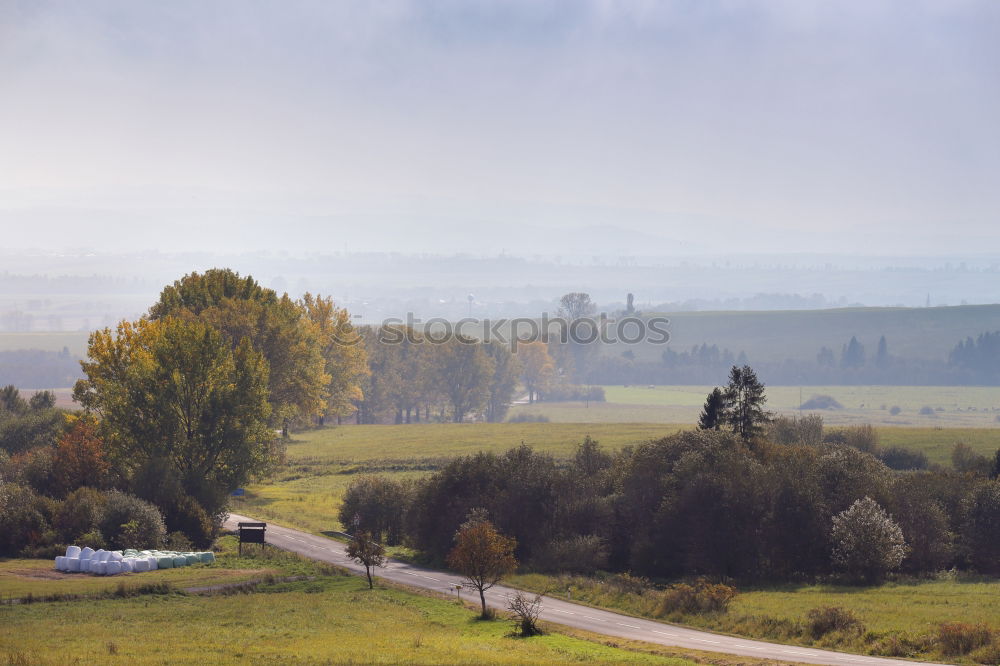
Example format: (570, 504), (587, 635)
(507, 591), (543, 636)
(346, 530), (386, 589)
(447, 515), (518, 618)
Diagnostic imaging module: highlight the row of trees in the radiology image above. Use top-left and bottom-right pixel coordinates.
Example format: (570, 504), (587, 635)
(342, 424), (1000, 584)
(584, 330), (1000, 387)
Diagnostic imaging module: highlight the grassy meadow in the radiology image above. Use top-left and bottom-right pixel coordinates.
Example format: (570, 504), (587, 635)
(508, 572), (1000, 662)
(507, 384), (1000, 428)
(0, 535), (709, 666)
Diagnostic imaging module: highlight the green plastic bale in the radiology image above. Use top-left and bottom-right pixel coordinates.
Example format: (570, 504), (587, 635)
(156, 556), (174, 569)
(184, 554), (198, 565)
(199, 552), (215, 564)
(172, 556), (187, 567)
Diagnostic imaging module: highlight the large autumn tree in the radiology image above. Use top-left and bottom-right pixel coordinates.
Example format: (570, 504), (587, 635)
(73, 317), (277, 515)
(149, 269), (329, 433)
(299, 293), (368, 423)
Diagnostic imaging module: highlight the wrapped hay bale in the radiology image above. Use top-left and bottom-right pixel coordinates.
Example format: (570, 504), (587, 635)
(146, 556), (158, 569)
(122, 558), (134, 573)
(105, 561), (122, 576)
(66, 545), (81, 558)
(184, 554), (198, 565)
(54, 556), (64, 570)
(93, 561), (108, 575)
(172, 555), (187, 568)
(133, 559), (149, 573)
(95, 550), (110, 562)
(156, 556), (174, 569)
(198, 552), (215, 564)
(66, 558), (81, 572)
(80, 559), (92, 573)
(80, 547), (95, 560)
(109, 551), (123, 562)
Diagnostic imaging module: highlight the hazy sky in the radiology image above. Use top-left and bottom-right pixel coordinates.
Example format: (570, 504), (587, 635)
(1, 0), (998, 256)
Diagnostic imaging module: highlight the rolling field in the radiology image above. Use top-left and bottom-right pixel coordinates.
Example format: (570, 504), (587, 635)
(0, 579), (698, 665)
(0, 540), (702, 666)
(238, 423), (682, 534)
(241, 418), (1000, 535)
(0, 558), (277, 600)
(508, 385), (1000, 428)
(509, 571), (1000, 662)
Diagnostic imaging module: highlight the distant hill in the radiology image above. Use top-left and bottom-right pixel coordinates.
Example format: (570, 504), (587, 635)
(619, 304), (1000, 364)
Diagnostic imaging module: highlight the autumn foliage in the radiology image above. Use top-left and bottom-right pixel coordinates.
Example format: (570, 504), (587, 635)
(52, 417), (110, 497)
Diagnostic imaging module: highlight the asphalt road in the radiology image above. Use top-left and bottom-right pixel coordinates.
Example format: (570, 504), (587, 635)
(225, 514), (940, 666)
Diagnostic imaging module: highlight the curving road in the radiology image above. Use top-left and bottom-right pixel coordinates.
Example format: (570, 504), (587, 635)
(225, 514), (940, 666)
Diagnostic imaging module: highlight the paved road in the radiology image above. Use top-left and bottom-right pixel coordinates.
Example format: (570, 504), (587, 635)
(225, 514), (939, 666)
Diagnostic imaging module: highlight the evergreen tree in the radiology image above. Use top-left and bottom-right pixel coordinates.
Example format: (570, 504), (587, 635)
(722, 365), (771, 442)
(698, 387), (727, 430)
(875, 335), (890, 368)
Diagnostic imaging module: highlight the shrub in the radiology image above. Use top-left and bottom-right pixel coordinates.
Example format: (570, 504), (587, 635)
(54, 487), (108, 542)
(164, 530), (193, 551)
(0, 482), (53, 556)
(879, 446), (929, 471)
(807, 606), (864, 638)
(952, 442), (991, 476)
(831, 497), (907, 583)
(98, 490), (166, 549)
(164, 495), (215, 548)
(800, 395), (843, 410)
(537, 385), (605, 402)
(507, 591), (543, 636)
(507, 413), (550, 423)
(936, 622), (992, 655)
(339, 474), (410, 545)
(769, 415), (824, 446)
(657, 578), (737, 616)
(971, 640), (1000, 665)
(842, 424), (879, 454)
(532, 535), (609, 574)
(76, 528), (107, 550)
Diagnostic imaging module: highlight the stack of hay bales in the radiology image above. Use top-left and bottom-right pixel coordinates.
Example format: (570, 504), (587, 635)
(54, 545), (215, 575)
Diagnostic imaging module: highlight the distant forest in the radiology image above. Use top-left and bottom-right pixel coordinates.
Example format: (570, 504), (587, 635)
(588, 332), (1000, 386)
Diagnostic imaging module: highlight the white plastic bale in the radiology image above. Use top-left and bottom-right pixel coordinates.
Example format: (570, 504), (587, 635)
(66, 558), (81, 572)
(109, 551), (123, 562)
(94, 561), (108, 575)
(80, 559), (91, 572)
(54, 556), (64, 570)
(105, 561), (122, 575)
(80, 547), (95, 560)
(122, 558), (134, 572)
(65, 545), (81, 558)
(134, 559), (149, 572)
(147, 556), (158, 569)
(97, 551), (110, 562)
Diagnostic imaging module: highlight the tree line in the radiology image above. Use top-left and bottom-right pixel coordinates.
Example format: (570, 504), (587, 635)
(343, 420), (1000, 585)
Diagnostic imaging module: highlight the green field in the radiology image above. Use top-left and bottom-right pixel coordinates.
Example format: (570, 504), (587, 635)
(238, 423), (682, 534)
(240, 418), (1000, 536)
(508, 385), (1000, 428)
(0, 558), (277, 600)
(509, 572), (1000, 662)
(0, 537), (700, 665)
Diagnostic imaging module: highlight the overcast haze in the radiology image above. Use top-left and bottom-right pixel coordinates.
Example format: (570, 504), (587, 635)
(1, 0), (999, 256)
